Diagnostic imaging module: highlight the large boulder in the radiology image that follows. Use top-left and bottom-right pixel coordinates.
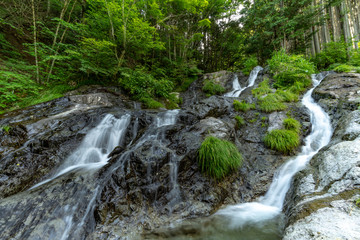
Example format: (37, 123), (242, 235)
(283, 110), (360, 240)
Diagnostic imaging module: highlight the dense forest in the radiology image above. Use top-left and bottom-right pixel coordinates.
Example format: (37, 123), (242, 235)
(0, 0), (360, 113)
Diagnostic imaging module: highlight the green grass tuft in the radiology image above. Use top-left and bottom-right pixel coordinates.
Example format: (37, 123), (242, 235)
(276, 90), (298, 102)
(233, 100), (255, 112)
(252, 78), (272, 98)
(283, 118), (301, 134)
(258, 94), (287, 112)
(198, 136), (243, 180)
(202, 80), (225, 96)
(264, 129), (300, 154)
(235, 115), (245, 128)
(140, 97), (165, 109)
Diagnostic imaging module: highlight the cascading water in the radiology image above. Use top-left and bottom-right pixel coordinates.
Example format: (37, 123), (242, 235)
(224, 66), (263, 97)
(211, 72), (333, 238)
(0, 113), (131, 239)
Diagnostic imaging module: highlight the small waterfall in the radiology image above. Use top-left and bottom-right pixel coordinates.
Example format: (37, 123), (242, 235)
(30, 114), (131, 189)
(216, 73), (333, 230)
(224, 66), (263, 97)
(0, 114), (131, 239)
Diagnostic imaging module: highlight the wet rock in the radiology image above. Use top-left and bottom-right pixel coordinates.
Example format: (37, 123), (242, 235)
(69, 93), (113, 106)
(312, 73), (360, 126)
(284, 110), (360, 239)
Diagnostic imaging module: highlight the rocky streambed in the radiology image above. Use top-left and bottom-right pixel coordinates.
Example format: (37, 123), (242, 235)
(0, 71), (359, 239)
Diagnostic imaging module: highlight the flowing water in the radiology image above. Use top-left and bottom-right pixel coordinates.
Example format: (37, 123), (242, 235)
(165, 72), (333, 239)
(0, 109), (181, 239)
(224, 66), (263, 97)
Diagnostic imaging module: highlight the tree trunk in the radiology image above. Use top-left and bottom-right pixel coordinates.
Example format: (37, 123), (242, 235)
(329, 6), (342, 42)
(341, 1), (353, 54)
(31, 0), (40, 84)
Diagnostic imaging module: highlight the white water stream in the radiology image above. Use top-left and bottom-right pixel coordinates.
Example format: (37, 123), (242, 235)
(224, 66), (263, 97)
(216, 73), (333, 230)
(30, 114), (131, 190)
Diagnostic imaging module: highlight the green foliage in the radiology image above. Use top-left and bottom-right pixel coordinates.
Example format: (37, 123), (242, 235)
(165, 93), (181, 109)
(139, 97), (164, 109)
(264, 129), (300, 154)
(242, 56), (258, 75)
(276, 90), (298, 102)
(119, 68), (173, 101)
(1, 125), (11, 133)
(0, 69), (40, 110)
(202, 80), (225, 96)
(198, 136), (243, 180)
(311, 41), (348, 70)
(233, 100), (255, 112)
(258, 94), (287, 112)
(356, 198), (360, 207)
(283, 118), (301, 134)
(331, 64), (360, 73)
(235, 115), (245, 128)
(349, 50), (360, 67)
(267, 49), (315, 89)
(252, 78), (272, 98)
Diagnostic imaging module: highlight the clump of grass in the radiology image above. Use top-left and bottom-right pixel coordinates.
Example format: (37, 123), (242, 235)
(283, 117), (301, 134)
(1, 125), (11, 134)
(140, 97), (164, 109)
(202, 80), (225, 96)
(252, 78), (272, 98)
(233, 100), (255, 112)
(198, 136), (243, 180)
(258, 94), (287, 112)
(235, 116), (245, 128)
(264, 129), (300, 154)
(276, 90), (298, 102)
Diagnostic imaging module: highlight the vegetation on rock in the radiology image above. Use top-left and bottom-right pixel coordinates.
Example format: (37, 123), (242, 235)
(264, 129), (300, 154)
(202, 80), (225, 96)
(235, 115), (245, 128)
(233, 100), (255, 112)
(198, 136), (243, 180)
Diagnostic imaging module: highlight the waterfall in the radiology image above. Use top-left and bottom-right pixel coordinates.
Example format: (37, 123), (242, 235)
(0, 114), (131, 239)
(224, 66), (263, 97)
(30, 114), (131, 190)
(216, 73), (333, 229)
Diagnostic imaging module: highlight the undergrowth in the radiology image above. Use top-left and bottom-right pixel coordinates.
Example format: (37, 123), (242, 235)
(233, 100), (255, 112)
(198, 136), (243, 180)
(202, 79), (225, 96)
(235, 115), (245, 128)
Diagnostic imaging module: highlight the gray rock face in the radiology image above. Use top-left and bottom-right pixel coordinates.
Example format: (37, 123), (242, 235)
(284, 111), (360, 240)
(312, 72), (360, 126)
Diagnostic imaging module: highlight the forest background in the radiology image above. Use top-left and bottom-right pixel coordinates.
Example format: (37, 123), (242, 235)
(0, 0), (360, 113)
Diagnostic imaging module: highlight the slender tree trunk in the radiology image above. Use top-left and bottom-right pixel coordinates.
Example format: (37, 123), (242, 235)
(31, 0), (40, 84)
(341, 0), (353, 54)
(46, 0), (77, 82)
(330, 6), (342, 42)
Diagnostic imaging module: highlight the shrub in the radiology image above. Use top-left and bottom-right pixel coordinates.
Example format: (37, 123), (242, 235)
(235, 116), (245, 128)
(264, 129), (299, 154)
(283, 118), (301, 134)
(332, 64), (356, 73)
(252, 78), (272, 98)
(267, 49), (315, 89)
(202, 80), (225, 96)
(233, 100), (255, 112)
(198, 136), (243, 180)
(349, 50), (360, 67)
(258, 94), (287, 112)
(119, 68), (174, 100)
(311, 41), (348, 69)
(242, 56), (258, 75)
(139, 97), (164, 109)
